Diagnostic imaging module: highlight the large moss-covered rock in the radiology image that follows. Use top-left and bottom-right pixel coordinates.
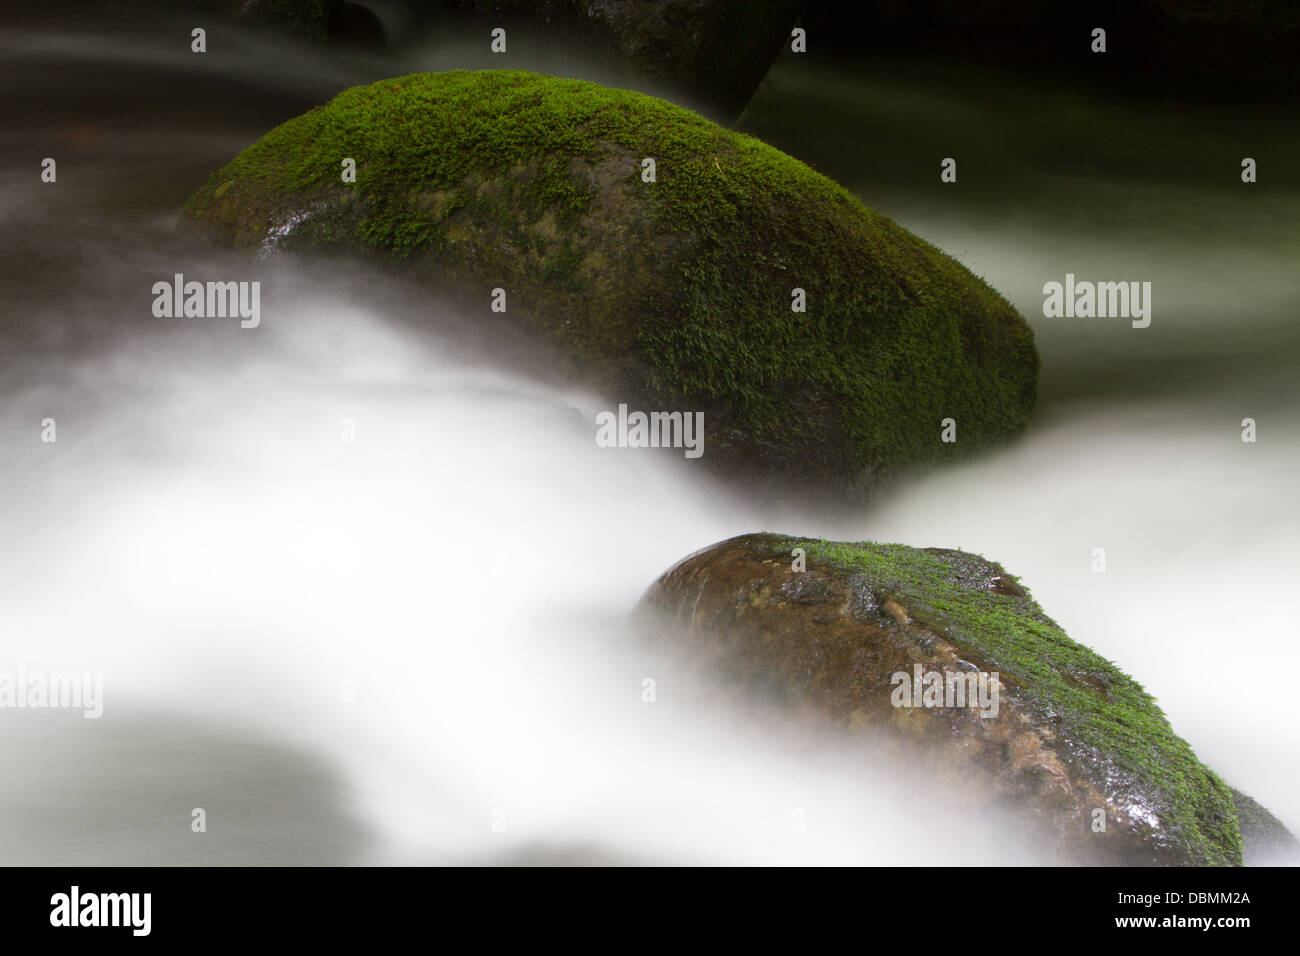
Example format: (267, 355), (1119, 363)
(637, 533), (1255, 865)
(181, 70), (1037, 493)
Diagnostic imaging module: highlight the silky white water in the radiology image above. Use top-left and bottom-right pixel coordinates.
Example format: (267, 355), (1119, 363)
(0, 10), (1295, 865)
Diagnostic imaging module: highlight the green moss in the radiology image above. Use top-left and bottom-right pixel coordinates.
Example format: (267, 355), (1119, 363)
(182, 70), (1037, 485)
(745, 533), (1242, 866)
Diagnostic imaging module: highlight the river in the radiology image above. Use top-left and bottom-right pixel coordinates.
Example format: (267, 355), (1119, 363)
(1, 7), (1295, 865)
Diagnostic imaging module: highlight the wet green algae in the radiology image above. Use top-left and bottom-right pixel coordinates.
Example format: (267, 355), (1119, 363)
(182, 70), (1037, 488)
(744, 533), (1242, 866)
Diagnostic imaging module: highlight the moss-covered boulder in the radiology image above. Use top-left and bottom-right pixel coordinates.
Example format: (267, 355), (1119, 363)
(637, 533), (1260, 865)
(181, 70), (1037, 494)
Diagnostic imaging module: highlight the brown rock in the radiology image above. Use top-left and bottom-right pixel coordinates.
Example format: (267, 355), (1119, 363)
(636, 532), (1246, 865)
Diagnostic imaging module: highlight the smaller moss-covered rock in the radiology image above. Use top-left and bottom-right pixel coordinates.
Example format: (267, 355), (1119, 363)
(637, 533), (1249, 865)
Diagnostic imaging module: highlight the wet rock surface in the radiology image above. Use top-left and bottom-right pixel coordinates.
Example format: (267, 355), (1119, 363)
(637, 532), (1267, 865)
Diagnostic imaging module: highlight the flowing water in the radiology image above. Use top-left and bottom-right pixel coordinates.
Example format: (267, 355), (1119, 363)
(1, 9), (1296, 864)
